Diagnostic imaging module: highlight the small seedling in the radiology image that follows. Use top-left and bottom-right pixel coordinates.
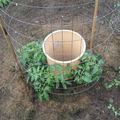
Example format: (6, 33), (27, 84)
(108, 102), (120, 118)
(105, 66), (120, 90)
(114, 1), (120, 8)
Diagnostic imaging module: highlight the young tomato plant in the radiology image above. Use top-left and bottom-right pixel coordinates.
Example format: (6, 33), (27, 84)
(74, 51), (104, 84)
(17, 41), (47, 68)
(48, 64), (72, 89)
(27, 64), (71, 101)
(17, 41), (104, 101)
(27, 65), (55, 101)
(17, 41), (71, 101)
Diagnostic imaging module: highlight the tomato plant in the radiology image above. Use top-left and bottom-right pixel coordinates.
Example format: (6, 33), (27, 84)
(74, 52), (104, 84)
(17, 41), (104, 101)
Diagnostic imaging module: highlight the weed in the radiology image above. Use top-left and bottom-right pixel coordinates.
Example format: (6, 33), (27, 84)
(109, 1), (120, 33)
(108, 102), (120, 118)
(105, 66), (120, 90)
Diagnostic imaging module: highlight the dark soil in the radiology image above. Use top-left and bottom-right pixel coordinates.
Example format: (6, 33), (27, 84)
(0, 0), (120, 120)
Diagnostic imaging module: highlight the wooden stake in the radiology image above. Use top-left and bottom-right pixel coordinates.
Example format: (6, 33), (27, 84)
(0, 16), (24, 75)
(90, 0), (99, 51)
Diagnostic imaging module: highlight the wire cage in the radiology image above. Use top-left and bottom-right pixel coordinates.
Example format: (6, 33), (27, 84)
(0, 0), (118, 96)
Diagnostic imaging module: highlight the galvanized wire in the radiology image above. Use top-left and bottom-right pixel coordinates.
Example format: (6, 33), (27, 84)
(0, 0), (117, 96)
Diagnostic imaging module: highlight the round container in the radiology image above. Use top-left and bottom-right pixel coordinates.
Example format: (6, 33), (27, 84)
(42, 30), (86, 69)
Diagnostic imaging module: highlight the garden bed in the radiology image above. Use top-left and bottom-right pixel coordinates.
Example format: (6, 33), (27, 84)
(0, 0), (120, 120)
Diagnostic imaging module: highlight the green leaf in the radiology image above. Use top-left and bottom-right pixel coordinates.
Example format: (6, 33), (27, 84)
(41, 55), (46, 63)
(49, 65), (56, 72)
(46, 78), (52, 85)
(0, 2), (3, 7)
(62, 83), (67, 89)
(85, 72), (91, 77)
(82, 76), (91, 83)
(38, 93), (43, 101)
(43, 92), (49, 101)
(57, 74), (64, 81)
(44, 86), (50, 92)
(98, 59), (104, 65)
(92, 65), (99, 74)
(55, 64), (63, 71)
(64, 73), (72, 79)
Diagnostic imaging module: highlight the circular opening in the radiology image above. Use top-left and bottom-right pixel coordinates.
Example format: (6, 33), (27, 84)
(43, 30), (86, 64)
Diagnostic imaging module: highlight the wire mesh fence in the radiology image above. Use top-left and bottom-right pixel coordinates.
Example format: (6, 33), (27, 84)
(0, 0), (118, 96)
